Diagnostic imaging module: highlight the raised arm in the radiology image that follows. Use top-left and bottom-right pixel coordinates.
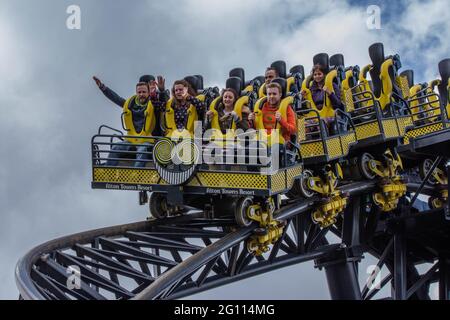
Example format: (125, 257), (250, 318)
(93, 76), (126, 108)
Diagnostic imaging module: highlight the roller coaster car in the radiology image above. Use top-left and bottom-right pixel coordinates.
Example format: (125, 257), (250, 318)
(297, 53), (357, 166)
(91, 121), (304, 227)
(398, 58), (450, 160)
(297, 108), (357, 165)
(341, 45), (414, 155)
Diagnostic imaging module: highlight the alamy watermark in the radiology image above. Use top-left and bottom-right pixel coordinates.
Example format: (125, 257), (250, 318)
(153, 121), (283, 174)
(367, 5), (381, 30)
(66, 265), (81, 290)
(366, 265), (382, 290)
(66, 5), (81, 30)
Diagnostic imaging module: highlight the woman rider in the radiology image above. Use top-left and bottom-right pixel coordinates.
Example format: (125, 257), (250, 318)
(301, 64), (344, 135)
(205, 88), (250, 133)
(164, 79), (205, 136)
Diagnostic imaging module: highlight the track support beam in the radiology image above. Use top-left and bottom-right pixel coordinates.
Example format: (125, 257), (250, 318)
(315, 246), (363, 300)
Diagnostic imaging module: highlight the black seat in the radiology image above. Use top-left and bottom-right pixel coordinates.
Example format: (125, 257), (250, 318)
(184, 75), (201, 93)
(194, 75), (204, 90)
(438, 58), (450, 106)
(271, 60), (287, 78)
(400, 70), (414, 89)
(368, 42), (385, 98)
(289, 65), (305, 79)
(313, 53), (330, 73)
(330, 54), (345, 69)
(229, 68), (245, 84)
(225, 77), (243, 96)
(252, 75), (265, 87)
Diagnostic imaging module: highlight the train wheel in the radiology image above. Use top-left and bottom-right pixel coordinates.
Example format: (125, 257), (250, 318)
(428, 197), (442, 209)
(235, 197), (254, 227)
(359, 153), (376, 180)
(149, 192), (169, 219)
(300, 169), (315, 198)
(419, 159), (438, 185)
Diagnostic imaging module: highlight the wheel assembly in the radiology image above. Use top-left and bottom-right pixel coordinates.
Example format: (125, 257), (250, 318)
(419, 158), (439, 185)
(359, 152), (377, 180)
(300, 169), (316, 198)
(235, 197), (254, 227)
(149, 192), (169, 219)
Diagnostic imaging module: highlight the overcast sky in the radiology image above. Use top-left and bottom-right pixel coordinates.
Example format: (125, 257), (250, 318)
(1, 0), (449, 300)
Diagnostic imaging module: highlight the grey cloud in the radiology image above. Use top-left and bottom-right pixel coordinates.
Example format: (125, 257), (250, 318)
(1, 0), (448, 300)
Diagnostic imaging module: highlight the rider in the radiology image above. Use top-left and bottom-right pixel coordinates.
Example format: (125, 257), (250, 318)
(301, 64), (344, 129)
(95, 81), (157, 168)
(249, 82), (296, 143)
(164, 79), (205, 137)
(205, 88), (250, 133)
(264, 67), (279, 85)
(93, 75), (169, 136)
(249, 82), (297, 167)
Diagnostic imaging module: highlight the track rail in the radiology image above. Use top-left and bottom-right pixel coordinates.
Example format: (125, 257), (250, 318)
(16, 180), (443, 300)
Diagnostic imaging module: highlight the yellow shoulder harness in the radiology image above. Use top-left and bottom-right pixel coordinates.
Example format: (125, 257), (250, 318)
(123, 96), (155, 144)
(164, 98), (198, 139)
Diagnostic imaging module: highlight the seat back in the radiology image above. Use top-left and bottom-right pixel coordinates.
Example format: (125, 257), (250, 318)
(194, 75), (204, 90)
(368, 42), (385, 99)
(184, 75), (201, 93)
(229, 67), (245, 84)
(271, 60), (287, 78)
(313, 53), (330, 73)
(330, 54), (345, 69)
(290, 65), (305, 79)
(438, 58), (450, 107)
(226, 76), (243, 96)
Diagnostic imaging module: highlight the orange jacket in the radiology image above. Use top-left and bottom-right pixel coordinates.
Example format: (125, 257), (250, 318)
(260, 102), (297, 142)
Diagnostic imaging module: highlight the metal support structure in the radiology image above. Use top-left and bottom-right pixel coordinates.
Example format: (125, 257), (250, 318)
(410, 156), (443, 208)
(439, 255), (450, 300)
(393, 232), (407, 300)
(315, 247), (363, 300)
(14, 178), (450, 300)
(342, 196), (362, 247)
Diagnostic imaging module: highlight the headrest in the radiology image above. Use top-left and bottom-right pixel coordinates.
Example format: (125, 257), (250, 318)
(330, 54), (345, 68)
(438, 58), (450, 106)
(229, 68), (245, 84)
(347, 66), (360, 87)
(392, 54), (402, 71)
(289, 65), (305, 79)
(270, 60), (287, 78)
(368, 43), (385, 98)
(313, 53), (330, 73)
(368, 42), (385, 70)
(225, 77), (243, 96)
(194, 75), (204, 90)
(184, 75), (201, 92)
(139, 75), (155, 83)
(400, 70), (414, 88)
(270, 77), (287, 98)
(439, 58), (450, 83)
(252, 76), (265, 87)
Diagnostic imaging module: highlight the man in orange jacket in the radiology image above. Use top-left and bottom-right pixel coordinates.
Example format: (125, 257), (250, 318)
(248, 82), (297, 167)
(249, 82), (297, 143)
